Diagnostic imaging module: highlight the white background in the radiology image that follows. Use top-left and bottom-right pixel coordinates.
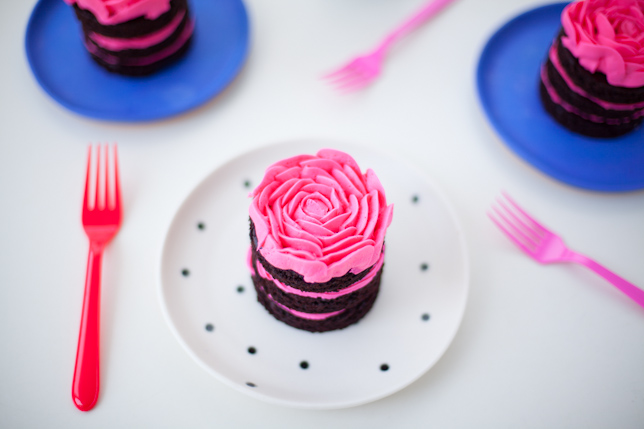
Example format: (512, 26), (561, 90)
(1, 0), (643, 428)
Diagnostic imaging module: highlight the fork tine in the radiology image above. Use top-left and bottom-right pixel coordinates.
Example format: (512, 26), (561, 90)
(324, 68), (362, 85)
(112, 144), (121, 213)
(496, 198), (542, 243)
(83, 146), (92, 211)
(322, 59), (359, 80)
(491, 204), (537, 249)
(329, 70), (372, 91)
(322, 66), (351, 80)
(103, 144), (110, 211)
(488, 211), (536, 255)
(94, 144), (102, 210)
(334, 77), (368, 92)
(501, 192), (548, 235)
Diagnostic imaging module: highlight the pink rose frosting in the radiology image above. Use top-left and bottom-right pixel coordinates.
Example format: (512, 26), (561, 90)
(561, 0), (644, 88)
(63, 0), (172, 26)
(249, 149), (393, 284)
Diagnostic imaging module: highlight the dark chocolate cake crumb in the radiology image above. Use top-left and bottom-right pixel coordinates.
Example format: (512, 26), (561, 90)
(87, 37), (193, 76)
(540, 81), (642, 138)
(556, 33), (644, 104)
(254, 281), (380, 333)
(546, 58), (641, 119)
(251, 251), (383, 313)
(538, 32), (644, 138)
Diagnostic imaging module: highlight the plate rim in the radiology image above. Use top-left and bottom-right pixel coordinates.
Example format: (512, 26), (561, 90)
(24, 0), (250, 122)
(157, 140), (470, 409)
(475, 1), (644, 193)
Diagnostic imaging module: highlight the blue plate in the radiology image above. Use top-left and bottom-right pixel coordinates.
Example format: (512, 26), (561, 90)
(476, 2), (644, 192)
(25, 0), (250, 122)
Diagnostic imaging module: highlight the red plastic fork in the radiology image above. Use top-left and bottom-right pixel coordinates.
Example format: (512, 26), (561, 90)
(72, 145), (122, 411)
(489, 193), (644, 309)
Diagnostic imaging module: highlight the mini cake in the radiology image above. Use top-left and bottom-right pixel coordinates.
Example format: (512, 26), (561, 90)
(248, 149), (394, 333)
(539, 0), (644, 137)
(63, 0), (194, 76)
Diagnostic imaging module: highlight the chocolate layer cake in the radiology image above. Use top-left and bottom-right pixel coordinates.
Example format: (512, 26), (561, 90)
(248, 149), (394, 333)
(539, 0), (644, 138)
(64, 0), (194, 76)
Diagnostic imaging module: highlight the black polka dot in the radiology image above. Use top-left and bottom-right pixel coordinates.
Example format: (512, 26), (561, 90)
(412, 195), (420, 204)
(246, 382), (256, 387)
(205, 323), (214, 332)
(248, 346), (257, 354)
(420, 263), (429, 271)
(380, 364), (389, 372)
(243, 179), (252, 189)
(182, 269), (190, 277)
(300, 361), (309, 369)
(197, 222), (206, 230)
(421, 313), (430, 321)
(237, 286), (245, 293)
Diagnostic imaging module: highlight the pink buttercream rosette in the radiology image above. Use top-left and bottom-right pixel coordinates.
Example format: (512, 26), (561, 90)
(249, 149), (394, 284)
(561, 0), (644, 88)
(63, 0), (171, 25)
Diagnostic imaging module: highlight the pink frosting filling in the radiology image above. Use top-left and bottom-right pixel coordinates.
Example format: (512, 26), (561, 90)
(550, 42), (644, 110)
(63, 0), (172, 26)
(254, 251), (384, 300)
(542, 63), (644, 123)
(89, 10), (185, 51)
(84, 17), (193, 66)
(269, 293), (345, 321)
(249, 149), (393, 284)
(246, 252), (345, 321)
(561, 0), (644, 88)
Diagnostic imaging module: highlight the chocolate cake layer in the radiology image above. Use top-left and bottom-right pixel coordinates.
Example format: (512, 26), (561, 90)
(88, 37), (192, 76)
(84, 13), (190, 60)
(545, 59), (641, 120)
(540, 81), (642, 138)
(254, 281), (380, 333)
(250, 251), (383, 314)
(250, 220), (375, 294)
(73, 0), (187, 39)
(557, 34), (644, 105)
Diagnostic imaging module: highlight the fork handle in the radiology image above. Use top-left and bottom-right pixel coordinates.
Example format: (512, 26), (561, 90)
(569, 252), (644, 308)
(72, 244), (103, 411)
(380, 0), (456, 50)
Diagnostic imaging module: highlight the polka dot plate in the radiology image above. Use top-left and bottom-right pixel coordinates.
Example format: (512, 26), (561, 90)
(158, 140), (469, 409)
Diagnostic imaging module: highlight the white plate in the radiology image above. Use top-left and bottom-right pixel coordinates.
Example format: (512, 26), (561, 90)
(158, 140), (469, 409)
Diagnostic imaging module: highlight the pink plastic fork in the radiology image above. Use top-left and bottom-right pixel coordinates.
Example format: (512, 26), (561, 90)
(323, 0), (457, 92)
(489, 193), (644, 308)
(73, 145), (122, 411)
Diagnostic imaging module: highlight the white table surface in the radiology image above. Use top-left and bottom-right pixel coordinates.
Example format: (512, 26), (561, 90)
(1, 0), (643, 427)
